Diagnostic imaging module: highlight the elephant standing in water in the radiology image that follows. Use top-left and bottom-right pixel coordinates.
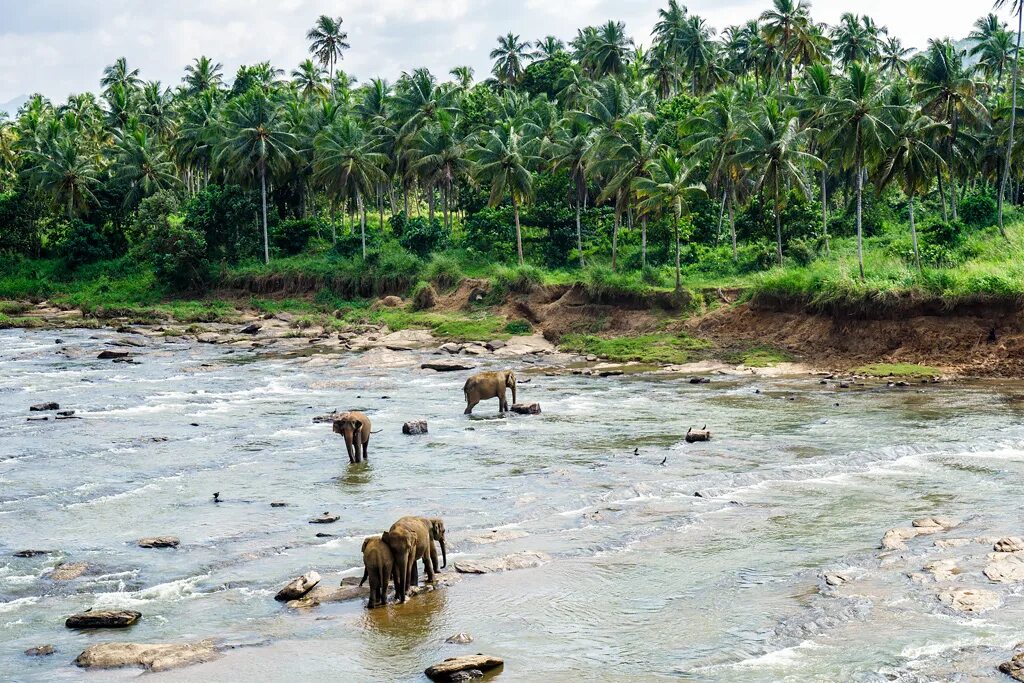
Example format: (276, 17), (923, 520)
(463, 370), (517, 414)
(359, 535), (394, 608)
(385, 516), (448, 601)
(333, 411), (371, 463)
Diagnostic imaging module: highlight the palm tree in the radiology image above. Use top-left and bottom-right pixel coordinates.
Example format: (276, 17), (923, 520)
(291, 59), (327, 100)
(408, 112), (470, 230)
(101, 57), (142, 95)
(471, 122), (539, 265)
(652, 0), (689, 61)
(880, 37), (913, 77)
(549, 115), (594, 266)
(679, 16), (718, 95)
(575, 21), (634, 79)
(113, 127), (179, 208)
(450, 66), (475, 90)
(313, 118), (388, 257)
(24, 135), (100, 218)
(995, 0), (1023, 230)
(534, 36), (566, 60)
(633, 150), (707, 290)
(799, 63), (834, 254)
(306, 15), (349, 86)
(183, 56), (224, 95)
(831, 13), (884, 68)
(217, 90), (298, 264)
(735, 98), (820, 267)
(760, 0), (815, 83)
(821, 62), (894, 279)
(876, 111), (948, 270)
(490, 33), (533, 86)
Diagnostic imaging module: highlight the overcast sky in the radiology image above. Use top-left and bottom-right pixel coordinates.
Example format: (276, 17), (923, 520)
(0, 0), (1003, 106)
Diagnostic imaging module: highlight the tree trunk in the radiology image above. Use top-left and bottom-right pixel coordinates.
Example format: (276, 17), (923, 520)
(774, 177), (783, 266)
(728, 195), (737, 261)
(260, 163), (270, 265)
(949, 172), (958, 222)
(612, 193), (621, 271)
(512, 195), (524, 266)
(331, 203), (337, 244)
(641, 215), (648, 270)
(821, 167), (830, 255)
(576, 195), (585, 267)
(716, 188), (726, 243)
(909, 192), (921, 272)
(998, 7), (1021, 237)
(937, 170), (947, 222)
(674, 209), (682, 291)
(358, 191), (366, 259)
(855, 160), (864, 280)
(427, 182), (435, 225)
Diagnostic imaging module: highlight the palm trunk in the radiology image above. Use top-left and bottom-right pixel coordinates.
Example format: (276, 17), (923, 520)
(774, 177), (783, 267)
(358, 191), (366, 258)
(728, 195), (737, 261)
(998, 7), (1021, 237)
(612, 194), (621, 271)
(641, 215), (648, 270)
(427, 182), (435, 225)
(512, 196), (524, 266)
(855, 160), (864, 280)
(674, 208), (682, 291)
(821, 167), (830, 255)
(575, 193), (584, 267)
(909, 192), (921, 272)
(260, 163), (269, 264)
(937, 170), (947, 222)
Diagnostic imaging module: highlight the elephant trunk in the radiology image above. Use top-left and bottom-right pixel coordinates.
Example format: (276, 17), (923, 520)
(511, 384), (517, 405)
(440, 538), (447, 569)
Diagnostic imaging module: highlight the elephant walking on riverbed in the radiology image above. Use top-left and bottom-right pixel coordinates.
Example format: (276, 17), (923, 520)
(333, 411), (371, 463)
(360, 535), (395, 608)
(385, 516), (447, 601)
(463, 370), (517, 414)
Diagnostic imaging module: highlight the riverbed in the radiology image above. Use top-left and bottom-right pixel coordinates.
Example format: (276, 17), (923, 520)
(3, 327), (1024, 681)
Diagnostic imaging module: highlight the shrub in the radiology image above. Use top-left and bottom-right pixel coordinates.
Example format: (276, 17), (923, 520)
(0, 185), (44, 256)
(491, 263), (544, 295)
(182, 184), (262, 263)
(144, 219), (209, 290)
(504, 319), (533, 335)
(365, 242), (423, 294)
(923, 219), (967, 247)
(272, 218), (319, 256)
(56, 218), (112, 268)
(422, 253), (465, 290)
(411, 281), (438, 310)
(959, 191), (997, 228)
(464, 206), (515, 259)
(128, 191), (180, 246)
(582, 264), (650, 301)
(395, 215), (448, 256)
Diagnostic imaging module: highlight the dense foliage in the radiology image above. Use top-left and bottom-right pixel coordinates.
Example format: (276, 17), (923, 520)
(0, 3), (1020, 292)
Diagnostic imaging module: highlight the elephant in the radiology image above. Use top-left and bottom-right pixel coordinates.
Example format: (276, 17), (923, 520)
(359, 534), (394, 608)
(333, 411), (371, 463)
(463, 370), (517, 414)
(382, 522), (420, 603)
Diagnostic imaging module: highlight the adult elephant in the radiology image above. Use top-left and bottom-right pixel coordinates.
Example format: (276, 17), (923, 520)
(463, 370), (517, 415)
(333, 411), (371, 463)
(385, 516), (446, 601)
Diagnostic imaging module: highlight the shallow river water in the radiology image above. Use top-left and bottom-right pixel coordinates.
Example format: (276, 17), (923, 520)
(4, 327), (1024, 681)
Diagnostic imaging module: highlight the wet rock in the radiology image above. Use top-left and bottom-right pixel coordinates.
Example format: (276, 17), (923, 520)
(935, 538), (973, 549)
(985, 553), (1024, 583)
(493, 335), (554, 357)
(912, 517), (960, 534)
(937, 587), (1000, 613)
(454, 551), (550, 574)
(56, 410), (75, 417)
(315, 532), (333, 538)
(685, 428), (712, 443)
(448, 671), (484, 682)
(197, 333), (221, 344)
(97, 350), (130, 359)
(137, 536), (179, 549)
(24, 645), (55, 657)
(446, 633), (474, 644)
(467, 529), (529, 544)
(599, 370), (624, 377)
(994, 537), (1024, 553)
(271, 501), (288, 508)
(275, 571), (321, 601)
(74, 640), (220, 672)
(239, 323), (261, 334)
(999, 652), (1024, 682)
(422, 361), (476, 372)
(50, 562), (89, 580)
(403, 420), (429, 435)
(27, 416), (48, 421)
(923, 559), (962, 582)
(29, 402), (59, 411)
(286, 584), (368, 608)
(485, 340), (505, 352)
(440, 342), (464, 354)
(312, 412), (345, 424)
(881, 528), (919, 551)
(13, 549), (52, 558)
(340, 576), (362, 586)
(823, 572), (851, 587)
(66, 610), (142, 629)
(509, 403), (541, 415)
(309, 513), (340, 524)
(463, 345), (489, 356)
(425, 654), (504, 682)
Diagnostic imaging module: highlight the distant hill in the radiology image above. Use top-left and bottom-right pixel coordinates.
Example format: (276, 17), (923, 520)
(0, 94), (28, 118)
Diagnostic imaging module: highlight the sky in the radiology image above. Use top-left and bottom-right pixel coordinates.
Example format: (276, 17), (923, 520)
(0, 0), (1003, 108)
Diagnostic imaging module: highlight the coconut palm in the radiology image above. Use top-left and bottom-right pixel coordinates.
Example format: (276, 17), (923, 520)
(880, 37), (913, 77)
(799, 62), (834, 253)
(653, 0), (689, 60)
(313, 117), (388, 257)
(23, 135), (101, 218)
(112, 127), (179, 208)
(101, 57), (142, 95)
(575, 21), (634, 79)
(633, 150), (707, 290)
(831, 13), (884, 68)
(449, 66), (475, 90)
(217, 90), (298, 264)
(679, 15), (718, 95)
(548, 115), (594, 266)
(876, 112), (949, 270)
(490, 33), (534, 86)
(471, 122), (539, 265)
(735, 98), (821, 267)
(306, 15), (349, 85)
(408, 111), (471, 230)
(291, 59), (328, 100)
(760, 0), (816, 83)
(183, 56), (224, 95)
(821, 62), (894, 278)
(534, 36), (566, 60)
(994, 0), (1023, 230)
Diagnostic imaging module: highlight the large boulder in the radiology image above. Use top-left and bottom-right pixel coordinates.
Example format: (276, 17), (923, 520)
(985, 553), (1024, 583)
(994, 537), (1024, 553)
(403, 420), (429, 435)
(1000, 652), (1024, 682)
(454, 552), (550, 575)
(275, 571), (321, 601)
(425, 655), (504, 682)
(937, 587), (1000, 613)
(509, 403), (541, 415)
(29, 402), (59, 411)
(66, 610), (142, 629)
(74, 640), (220, 672)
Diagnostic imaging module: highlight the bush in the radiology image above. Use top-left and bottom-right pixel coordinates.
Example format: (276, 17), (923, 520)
(56, 218), (112, 268)
(491, 263), (544, 295)
(960, 191), (997, 228)
(0, 185), (44, 256)
(128, 191), (180, 246)
(144, 218), (209, 290)
(422, 253), (465, 290)
(923, 219), (967, 247)
(464, 206), (515, 259)
(410, 281), (438, 310)
(272, 218), (319, 256)
(504, 319), (533, 335)
(393, 214), (449, 256)
(582, 264), (650, 301)
(182, 184), (262, 263)
(365, 242), (423, 294)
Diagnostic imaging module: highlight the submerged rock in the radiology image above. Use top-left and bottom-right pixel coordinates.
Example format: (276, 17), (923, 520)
(984, 553), (1024, 583)
(999, 652), (1024, 682)
(66, 610), (142, 629)
(685, 428), (712, 443)
(454, 552), (550, 574)
(137, 536), (179, 549)
(422, 361), (476, 372)
(309, 513), (340, 524)
(937, 587), (1000, 613)
(912, 517), (960, 533)
(24, 645), (55, 657)
(994, 537), (1024, 553)
(275, 571), (321, 601)
(823, 572), (851, 587)
(50, 562), (88, 580)
(509, 403), (541, 415)
(13, 549), (52, 558)
(97, 350), (130, 359)
(446, 633), (474, 644)
(74, 640), (220, 672)
(881, 528), (919, 551)
(425, 654), (504, 682)
(403, 420), (429, 435)
(29, 402), (59, 411)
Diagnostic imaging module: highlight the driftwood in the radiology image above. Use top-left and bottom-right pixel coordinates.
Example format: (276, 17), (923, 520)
(274, 571), (321, 601)
(685, 426), (711, 443)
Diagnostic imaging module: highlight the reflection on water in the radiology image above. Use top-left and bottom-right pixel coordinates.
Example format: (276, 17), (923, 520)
(3, 327), (1024, 681)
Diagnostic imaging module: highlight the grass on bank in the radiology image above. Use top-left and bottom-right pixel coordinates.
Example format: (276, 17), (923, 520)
(851, 363), (941, 378)
(559, 333), (711, 365)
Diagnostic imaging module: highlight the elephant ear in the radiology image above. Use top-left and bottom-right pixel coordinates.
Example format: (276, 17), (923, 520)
(380, 531), (391, 543)
(431, 519), (444, 538)
(354, 420), (363, 431)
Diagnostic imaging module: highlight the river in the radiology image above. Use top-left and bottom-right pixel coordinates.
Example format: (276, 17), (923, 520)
(3, 327), (1024, 681)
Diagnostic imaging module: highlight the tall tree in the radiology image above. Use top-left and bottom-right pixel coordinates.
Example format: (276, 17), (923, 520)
(490, 33), (534, 86)
(306, 15), (350, 86)
(183, 56), (224, 95)
(995, 0), (1023, 231)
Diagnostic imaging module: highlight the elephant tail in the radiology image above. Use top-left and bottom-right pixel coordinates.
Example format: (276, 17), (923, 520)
(359, 567), (368, 587)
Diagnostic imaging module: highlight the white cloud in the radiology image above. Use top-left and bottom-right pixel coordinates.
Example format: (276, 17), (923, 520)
(0, 0), (1004, 103)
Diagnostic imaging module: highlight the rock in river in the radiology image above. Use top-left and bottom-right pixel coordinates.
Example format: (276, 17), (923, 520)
(881, 527), (919, 551)
(446, 633), (474, 644)
(422, 361), (476, 372)
(50, 562), (88, 580)
(13, 549), (52, 558)
(138, 536), (179, 549)
(309, 512), (340, 524)
(999, 652), (1024, 682)
(510, 403), (542, 415)
(24, 645), (55, 657)
(984, 553), (1024, 583)
(74, 640), (220, 672)
(66, 610), (142, 629)
(425, 654), (504, 682)
(937, 588), (1000, 613)
(97, 350), (130, 360)
(275, 571), (321, 601)
(994, 537), (1024, 553)
(454, 552), (550, 574)
(403, 420), (429, 435)
(29, 402), (59, 411)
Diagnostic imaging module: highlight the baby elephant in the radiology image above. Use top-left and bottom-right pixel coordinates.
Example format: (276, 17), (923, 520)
(333, 411), (371, 463)
(463, 370), (517, 414)
(360, 534), (394, 608)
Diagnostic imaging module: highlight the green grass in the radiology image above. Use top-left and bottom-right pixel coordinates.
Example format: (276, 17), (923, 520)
(560, 332), (711, 365)
(726, 345), (794, 367)
(852, 363), (941, 378)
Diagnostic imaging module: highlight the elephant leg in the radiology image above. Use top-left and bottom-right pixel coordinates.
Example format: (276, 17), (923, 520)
(429, 545), (439, 574)
(411, 558), (419, 588)
(499, 390), (508, 413)
(424, 553), (436, 583)
(464, 399), (477, 415)
(345, 435), (356, 463)
(362, 438), (369, 461)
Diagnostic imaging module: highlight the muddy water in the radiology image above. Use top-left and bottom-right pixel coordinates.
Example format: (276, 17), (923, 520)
(4, 328), (1024, 681)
